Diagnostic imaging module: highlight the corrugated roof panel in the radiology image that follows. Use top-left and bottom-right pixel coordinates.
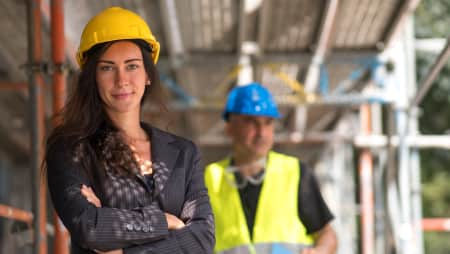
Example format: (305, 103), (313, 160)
(262, 0), (324, 52)
(177, 0), (238, 52)
(334, 0), (402, 49)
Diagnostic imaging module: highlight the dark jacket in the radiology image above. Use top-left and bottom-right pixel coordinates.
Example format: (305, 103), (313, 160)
(46, 124), (215, 253)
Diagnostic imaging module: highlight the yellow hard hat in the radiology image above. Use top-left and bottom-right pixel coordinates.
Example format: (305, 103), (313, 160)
(76, 6), (160, 67)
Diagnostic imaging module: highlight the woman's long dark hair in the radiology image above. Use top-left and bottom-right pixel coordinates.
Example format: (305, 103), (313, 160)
(45, 39), (164, 186)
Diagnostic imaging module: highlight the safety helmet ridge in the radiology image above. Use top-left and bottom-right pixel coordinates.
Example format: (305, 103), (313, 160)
(223, 83), (281, 121)
(76, 6), (160, 67)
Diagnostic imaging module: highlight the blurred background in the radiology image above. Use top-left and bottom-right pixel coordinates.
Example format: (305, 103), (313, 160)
(0, 0), (448, 253)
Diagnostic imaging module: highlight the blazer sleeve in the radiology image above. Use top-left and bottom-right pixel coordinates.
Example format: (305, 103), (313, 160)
(124, 144), (215, 254)
(46, 139), (169, 252)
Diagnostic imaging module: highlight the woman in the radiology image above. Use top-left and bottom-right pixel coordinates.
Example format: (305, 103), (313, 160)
(45, 7), (214, 254)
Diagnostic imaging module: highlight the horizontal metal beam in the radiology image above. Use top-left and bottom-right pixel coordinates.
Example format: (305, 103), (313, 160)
(169, 50), (378, 66)
(197, 131), (348, 146)
(0, 82), (28, 91)
(354, 134), (450, 149)
(198, 132), (450, 148)
(415, 38), (446, 53)
(143, 93), (392, 115)
(422, 218), (450, 232)
(0, 204), (33, 224)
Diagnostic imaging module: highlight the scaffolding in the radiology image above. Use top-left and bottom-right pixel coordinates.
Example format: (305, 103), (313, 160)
(0, 1), (449, 254)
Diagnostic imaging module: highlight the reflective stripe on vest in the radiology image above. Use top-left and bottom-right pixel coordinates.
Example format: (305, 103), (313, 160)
(217, 242), (313, 254)
(205, 151), (314, 253)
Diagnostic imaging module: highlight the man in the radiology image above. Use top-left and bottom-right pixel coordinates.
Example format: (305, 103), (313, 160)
(205, 83), (337, 254)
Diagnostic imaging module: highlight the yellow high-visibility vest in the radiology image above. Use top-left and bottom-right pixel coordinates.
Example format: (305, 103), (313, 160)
(205, 151), (314, 254)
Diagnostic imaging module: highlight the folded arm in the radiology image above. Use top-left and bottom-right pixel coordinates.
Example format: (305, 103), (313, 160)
(124, 145), (215, 254)
(46, 142), (169, 252)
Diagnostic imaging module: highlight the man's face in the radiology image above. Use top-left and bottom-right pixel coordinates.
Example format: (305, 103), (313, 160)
(226, 114), (275, 161)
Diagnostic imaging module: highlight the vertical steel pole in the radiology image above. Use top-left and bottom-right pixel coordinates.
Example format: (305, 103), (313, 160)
(51, 0), (70, 253)
(404, 16), (423, 254)
(51, 0), (66, 114)
(409, 108), (424, 254)
(359, 104), (374, 254)
(384, 15), (420, 254)
(397, 108), (412, 254)
(26, 0), (47, 253)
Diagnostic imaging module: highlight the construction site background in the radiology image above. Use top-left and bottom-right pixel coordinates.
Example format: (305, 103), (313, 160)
(0, 0), (449, 253)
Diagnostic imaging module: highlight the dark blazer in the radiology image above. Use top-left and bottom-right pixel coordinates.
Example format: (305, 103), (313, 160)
(47, 124), (215, 253)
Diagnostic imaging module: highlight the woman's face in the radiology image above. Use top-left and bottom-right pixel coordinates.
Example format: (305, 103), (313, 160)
(96, 41), (149, 116)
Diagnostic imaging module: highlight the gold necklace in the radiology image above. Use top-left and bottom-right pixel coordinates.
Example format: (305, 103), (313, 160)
(130, 144), (153, 175)
(120, 131), (153, 175)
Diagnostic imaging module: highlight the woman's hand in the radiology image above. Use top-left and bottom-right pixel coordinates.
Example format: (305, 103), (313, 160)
(165, 213), (185, 230)
(81, 184), (102, 208)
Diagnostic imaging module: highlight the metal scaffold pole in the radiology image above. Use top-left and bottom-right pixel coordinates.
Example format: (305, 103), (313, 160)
(26, 0), (47, 253)
(359, 104), (374, 254)
(50, 0), (70, 253)
(384, 15), (423, 254)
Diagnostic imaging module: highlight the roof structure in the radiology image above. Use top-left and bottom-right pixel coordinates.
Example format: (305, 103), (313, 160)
(0, 0), (418, 162)
(2, 1), (436, 254)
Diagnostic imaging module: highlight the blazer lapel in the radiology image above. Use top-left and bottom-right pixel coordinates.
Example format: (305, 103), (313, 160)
(143, 124), (180, 197)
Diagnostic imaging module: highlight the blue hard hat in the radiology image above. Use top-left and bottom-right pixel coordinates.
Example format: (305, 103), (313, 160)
(223, 82), (281, 121)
